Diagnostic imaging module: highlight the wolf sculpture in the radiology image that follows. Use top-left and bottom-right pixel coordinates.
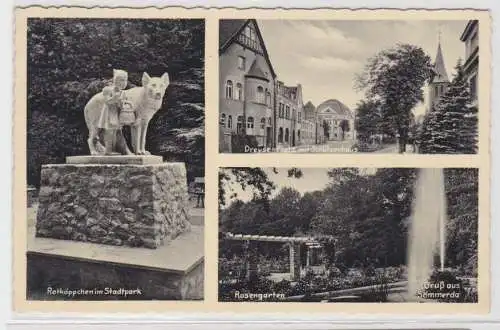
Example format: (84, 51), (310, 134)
(84, 71), (169, 155)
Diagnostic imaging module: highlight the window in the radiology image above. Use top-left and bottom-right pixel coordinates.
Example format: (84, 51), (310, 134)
(292, 109), (296, 121)
(434, 85), (439, 98)
(237, 116), (244, 134)
(257, 86), (265, 103)
(470, 74), (477, 100)
(247, 116), (254, 129)
(279, 103), (284, 118)
(297, 130), (301, 141)
(285, 128), (290, 142)
(245, 26), (251, 39)
(268, 117), (272, 126)
(265, 90), (271, 106)
(247, 117), (254, 135)
(220, 113), (226, 126)
(228, 115), (232, 129)
(240, 24), (261, 52)
(238, 56), (246, 70)
(278, 127), (283, 143)
(298, 111), (302, 123)
(236, 83), (243, 101)
(285, 105), (290, 119)
(225, 80), (233, 99)
(260, 117), (266, 129)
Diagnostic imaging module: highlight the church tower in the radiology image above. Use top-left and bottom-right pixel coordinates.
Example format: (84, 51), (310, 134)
(427, 39), (450, 113)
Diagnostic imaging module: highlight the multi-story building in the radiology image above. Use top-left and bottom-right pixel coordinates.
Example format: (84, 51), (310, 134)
(219, 19), (277, 151)
(303, 101), (326, 145)
(460, 20), (479, 107)
(276, 81), (303, 147)
(316, 99), (355, 141)
(427, 41), (450, 113)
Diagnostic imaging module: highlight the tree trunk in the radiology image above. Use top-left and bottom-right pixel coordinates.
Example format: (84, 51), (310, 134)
(398, 122), (408, 153)
(398, 136), (407, 153)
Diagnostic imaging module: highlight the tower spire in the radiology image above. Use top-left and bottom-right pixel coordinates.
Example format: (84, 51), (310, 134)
(438, 23), (442, 44)
(432, 34), (449, 83)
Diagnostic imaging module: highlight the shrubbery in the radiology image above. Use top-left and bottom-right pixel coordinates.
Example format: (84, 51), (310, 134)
(230, 133), (259, 153)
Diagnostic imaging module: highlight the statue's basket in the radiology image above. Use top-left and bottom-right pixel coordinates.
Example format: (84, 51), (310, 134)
(119, 111), (136, 125)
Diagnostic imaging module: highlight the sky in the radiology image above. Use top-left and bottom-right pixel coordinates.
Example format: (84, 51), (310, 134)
(258, 20), (468, 117)
(222, 168), (376, 207)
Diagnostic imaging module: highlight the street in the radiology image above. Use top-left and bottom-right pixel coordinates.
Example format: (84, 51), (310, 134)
(374, 144), (416, 154)
(276, 140), (356, 153)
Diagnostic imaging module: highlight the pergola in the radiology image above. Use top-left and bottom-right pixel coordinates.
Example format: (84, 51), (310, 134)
(223, 232), (333, 281)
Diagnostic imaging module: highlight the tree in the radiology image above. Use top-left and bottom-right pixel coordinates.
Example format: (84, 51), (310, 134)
(418, 60), (478, 154)
(355, 44), (433, 153)
(444, 168), (478, 275)
(354, 100), (383, 143)
(27, 18), (205, 186)
(218, 167), (303, 208)
(339, 120), (349, 140)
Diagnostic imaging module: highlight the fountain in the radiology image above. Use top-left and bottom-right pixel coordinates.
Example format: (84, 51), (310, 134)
(406, 168), (447, 301)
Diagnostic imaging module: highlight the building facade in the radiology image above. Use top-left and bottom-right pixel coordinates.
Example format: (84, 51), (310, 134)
(460, 20), (479, 107)
(303, 101), (326, 145)
(427, 41), (450, 113)
(316, 99), (355, 141)
(275, 81), (303, 148)
(219, 19), (277, 151)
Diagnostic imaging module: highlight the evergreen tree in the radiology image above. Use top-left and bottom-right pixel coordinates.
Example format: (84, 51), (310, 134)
(419, 60), (478, 154)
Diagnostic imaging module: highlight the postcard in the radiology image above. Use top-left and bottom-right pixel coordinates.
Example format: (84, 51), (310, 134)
(12, 6), (490, 314)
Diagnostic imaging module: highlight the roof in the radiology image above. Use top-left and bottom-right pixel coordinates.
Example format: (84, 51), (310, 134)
(303, 101), (315, 112)
(432, 43), (450, 83)
(245, 58), (269, 82)
(219, 19), (277, 78)
(223, 232), (335, 244)
(219, 19), (246, 49)
(460, 20), (479, 42)
(316, 99), (353, 118)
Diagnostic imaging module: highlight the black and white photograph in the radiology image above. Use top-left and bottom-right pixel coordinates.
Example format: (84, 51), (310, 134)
(218, 167), (479, 302)
(218, 19), (479, 154)
(26, 18), (205, 300)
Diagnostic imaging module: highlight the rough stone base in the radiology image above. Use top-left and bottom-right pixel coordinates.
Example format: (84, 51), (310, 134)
(27, 252), (204, 300)
(35, 163), (191, 249)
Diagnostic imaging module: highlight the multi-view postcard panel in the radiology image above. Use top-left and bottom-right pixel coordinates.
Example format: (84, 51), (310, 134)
(218, 19), (479, 155)
(14, 6), (490, 315)
(25, 17), (205, 301)
(218, 167), (479, 303)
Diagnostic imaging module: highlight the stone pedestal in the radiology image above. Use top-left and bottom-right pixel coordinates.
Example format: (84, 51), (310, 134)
(35, 159), (191, 249)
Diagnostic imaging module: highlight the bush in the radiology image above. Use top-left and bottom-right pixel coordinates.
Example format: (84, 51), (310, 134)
(231, 133), (259, 153)
(423, 269), (477, 303)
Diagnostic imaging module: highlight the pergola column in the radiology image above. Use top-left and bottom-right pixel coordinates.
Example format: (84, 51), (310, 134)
(244, 240), (258, 282)
(289, 242), (301, 281)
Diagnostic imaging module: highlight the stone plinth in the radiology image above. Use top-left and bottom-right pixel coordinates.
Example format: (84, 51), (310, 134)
(27, 225), (204, 300)
(35, 162), (191, 249)
(66, 155), (163, 165)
